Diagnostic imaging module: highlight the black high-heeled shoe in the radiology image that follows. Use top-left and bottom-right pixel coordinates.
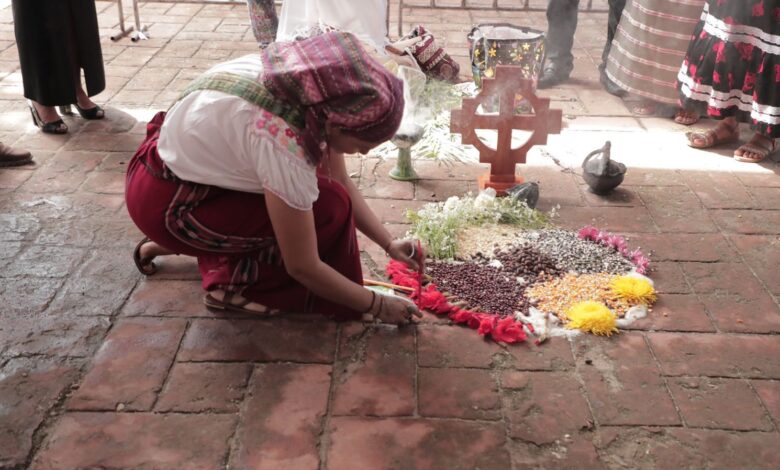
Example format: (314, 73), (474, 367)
(59, 103), (105, 120)
(29, 102), (68, 134)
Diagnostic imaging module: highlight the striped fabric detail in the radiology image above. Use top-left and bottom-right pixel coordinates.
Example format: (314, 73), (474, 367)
(162, 183), (281, 293)
(700, 3), (780, 56)
(605, 0), (705, 104)
(179, 72), (306, 130)
(678, 70), (780, 126)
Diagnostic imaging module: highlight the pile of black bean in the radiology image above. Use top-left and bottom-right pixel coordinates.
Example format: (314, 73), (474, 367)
(427, 261), (531, 316)
(491, 245), (563, 283)
(516, 229), (635, 274)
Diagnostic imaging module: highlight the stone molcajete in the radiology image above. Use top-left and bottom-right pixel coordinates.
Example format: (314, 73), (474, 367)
(581, 141), (627, 195)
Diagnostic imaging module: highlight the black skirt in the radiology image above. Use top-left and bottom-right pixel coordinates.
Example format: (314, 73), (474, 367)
(12, 0), (105, 106)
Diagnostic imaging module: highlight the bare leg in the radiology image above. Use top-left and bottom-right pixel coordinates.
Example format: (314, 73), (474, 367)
(75, 83), (97, 110)
(31, 101), (62, 124)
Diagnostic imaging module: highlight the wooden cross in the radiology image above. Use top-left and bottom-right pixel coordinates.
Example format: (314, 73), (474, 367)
(451, 65), (562, 195)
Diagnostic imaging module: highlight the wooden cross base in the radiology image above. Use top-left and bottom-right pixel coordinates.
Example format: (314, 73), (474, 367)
(451, 65), (562, 196)
(477, 173), (524, 194)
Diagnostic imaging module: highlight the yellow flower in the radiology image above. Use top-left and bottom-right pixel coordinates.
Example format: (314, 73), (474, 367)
(565, 301), (618, 336)
(610, 276), (657, 306)
(488, 48), (497, 58)
(522, 43), (531, 51)
(474, 48), (480, 57)
(484, 67), (494, 78)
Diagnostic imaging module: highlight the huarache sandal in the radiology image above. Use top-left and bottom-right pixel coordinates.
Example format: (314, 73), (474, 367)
(734, 135), (776, 163)
(630, 100), (657, 116)
(686, 124), (739, 149)
(133, 236), (158, 275)
(203, 291), (278, 316)
(674, 108), (699, 126)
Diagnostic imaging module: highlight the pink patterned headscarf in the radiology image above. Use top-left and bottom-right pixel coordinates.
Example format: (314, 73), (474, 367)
(261, 32), (405, 163)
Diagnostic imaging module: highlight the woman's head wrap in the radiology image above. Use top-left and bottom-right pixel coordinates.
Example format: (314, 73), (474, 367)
(261, 32), (404, 163)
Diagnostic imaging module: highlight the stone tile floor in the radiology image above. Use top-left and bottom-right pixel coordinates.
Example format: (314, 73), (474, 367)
(1, 1), (779, 469)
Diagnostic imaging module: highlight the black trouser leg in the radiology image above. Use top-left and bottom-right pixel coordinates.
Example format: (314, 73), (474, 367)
(544, 0), (580, 76)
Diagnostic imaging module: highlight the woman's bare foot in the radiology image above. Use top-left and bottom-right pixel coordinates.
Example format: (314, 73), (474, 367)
(674, 108), (699, 126)
(133, 238), (175, 275)
(734, 133), (776, 163)
(139, 240), (175, 260)
(687, 120), (739, 149)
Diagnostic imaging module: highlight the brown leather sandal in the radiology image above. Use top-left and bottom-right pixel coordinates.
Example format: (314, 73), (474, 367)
(203, 291), (278, 316)
(133, 237), (157, 275)
(734, 136), (776, 163)
(686, 125), (739, 149)
(674, 108), (699, 126)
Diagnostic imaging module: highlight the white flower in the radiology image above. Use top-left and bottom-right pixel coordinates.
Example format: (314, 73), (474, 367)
(443, 196), (460, 212)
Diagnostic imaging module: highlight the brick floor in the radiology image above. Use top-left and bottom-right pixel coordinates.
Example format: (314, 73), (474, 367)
(0, 1), (778, 468)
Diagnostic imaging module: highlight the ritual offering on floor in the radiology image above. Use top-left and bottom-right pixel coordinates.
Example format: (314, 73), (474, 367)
(386, 189), (656, 344)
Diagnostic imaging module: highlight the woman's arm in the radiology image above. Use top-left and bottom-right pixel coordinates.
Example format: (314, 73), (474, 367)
(325, 151), (422, 270)
(265, 190), (419, 323)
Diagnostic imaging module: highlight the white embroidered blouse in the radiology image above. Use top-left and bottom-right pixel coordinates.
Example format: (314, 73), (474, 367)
(157, 54), (319, 211)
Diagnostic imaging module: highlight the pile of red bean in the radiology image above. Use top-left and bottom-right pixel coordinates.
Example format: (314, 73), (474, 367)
(493, 245), (563, 283)
(427, 261), (531, 316)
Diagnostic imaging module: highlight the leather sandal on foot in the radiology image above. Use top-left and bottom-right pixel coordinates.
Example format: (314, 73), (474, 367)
(133, 236), (157, 275)
(734, 137), (776, 163)
(203, 292), (278, 316)
(630, 101), (657, 116)
(686, 126), (739, 149)
(674, 109), (699, 126)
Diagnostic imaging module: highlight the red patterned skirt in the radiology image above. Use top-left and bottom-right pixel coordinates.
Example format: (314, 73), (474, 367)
(125, 112), (363, 320)
(678, 0), (780, 138)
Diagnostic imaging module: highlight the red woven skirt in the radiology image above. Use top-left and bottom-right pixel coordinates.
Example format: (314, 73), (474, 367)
(125, 112), (363, 320)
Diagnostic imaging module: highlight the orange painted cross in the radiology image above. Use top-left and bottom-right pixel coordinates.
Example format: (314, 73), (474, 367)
(451, 66), (562, 195)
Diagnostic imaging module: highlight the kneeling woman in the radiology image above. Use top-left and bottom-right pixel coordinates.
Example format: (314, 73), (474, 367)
(126, 32), (421, 324)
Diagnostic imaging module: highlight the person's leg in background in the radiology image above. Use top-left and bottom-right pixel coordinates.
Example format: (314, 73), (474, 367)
(599, 0), (627, 96)
(246, 0), (279, 48)
(539, 0), (579, 89)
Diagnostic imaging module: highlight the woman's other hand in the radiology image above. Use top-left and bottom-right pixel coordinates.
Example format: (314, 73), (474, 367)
(386, 238), (425, 271)
(367, 292), (422, 325)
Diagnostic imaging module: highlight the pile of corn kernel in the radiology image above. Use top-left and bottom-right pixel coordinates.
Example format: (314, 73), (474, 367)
(526, 273), (634, 319)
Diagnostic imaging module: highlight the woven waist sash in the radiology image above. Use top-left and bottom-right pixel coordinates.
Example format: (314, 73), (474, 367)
(177, 72), (305, 130)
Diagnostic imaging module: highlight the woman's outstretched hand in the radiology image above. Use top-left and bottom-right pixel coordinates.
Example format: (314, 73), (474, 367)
(386, 238), (425, 272)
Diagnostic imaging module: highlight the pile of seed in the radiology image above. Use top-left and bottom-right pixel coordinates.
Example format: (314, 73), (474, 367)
(516, 230), (634, 275)
(489, 245), (563, 284)
(456, 225), (526, 259)
(526, 273), (634, 319)
(427, 260), (530, 316)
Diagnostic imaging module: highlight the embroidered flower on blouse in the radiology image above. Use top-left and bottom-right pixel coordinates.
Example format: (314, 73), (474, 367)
(252, 110), (308, 164)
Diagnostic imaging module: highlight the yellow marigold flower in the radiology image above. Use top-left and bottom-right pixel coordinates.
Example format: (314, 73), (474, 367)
(565, 301), (618, 336)
(610, 276), (657, 306)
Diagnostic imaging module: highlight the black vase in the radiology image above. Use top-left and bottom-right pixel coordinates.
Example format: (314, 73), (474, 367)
(582, 141), (626, 195)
